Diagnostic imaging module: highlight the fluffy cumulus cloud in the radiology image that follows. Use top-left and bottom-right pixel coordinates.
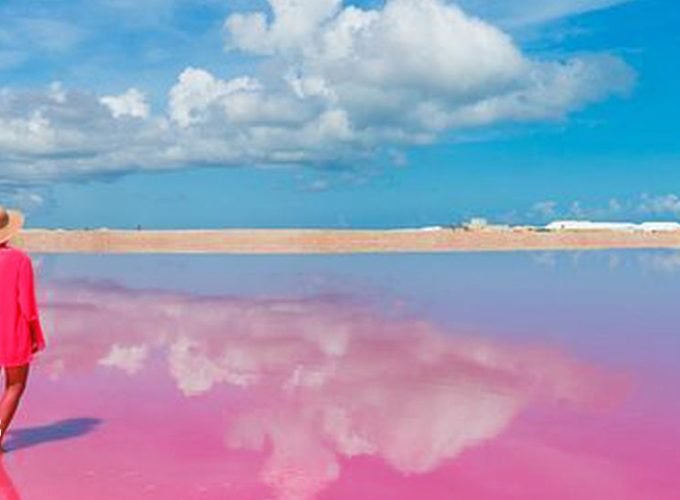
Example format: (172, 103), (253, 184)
(99, 88), (150, 119)
(0, 83), (169, 182)
(223, 0), (632, 133)
(0, 0), (634, 186)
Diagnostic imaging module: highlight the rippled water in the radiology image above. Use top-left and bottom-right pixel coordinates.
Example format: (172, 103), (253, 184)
(3, 251), (680, 499)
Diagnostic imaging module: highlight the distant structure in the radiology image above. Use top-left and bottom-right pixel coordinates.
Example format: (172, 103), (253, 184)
(461, 218), (511, 231)
(545, 221), (638, 231)
(388, 225), (444, 232)
(545, 220), (680, 232)
(639, 222), (680, 232)
(463, 217), (489, 230)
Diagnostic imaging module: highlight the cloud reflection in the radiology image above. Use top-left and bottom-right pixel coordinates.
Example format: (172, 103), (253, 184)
(40, 280), (626, 500)
(638, 251), (680, 273)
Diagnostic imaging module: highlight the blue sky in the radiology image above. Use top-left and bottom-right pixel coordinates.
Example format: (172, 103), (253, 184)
(1, 0), (678, 228)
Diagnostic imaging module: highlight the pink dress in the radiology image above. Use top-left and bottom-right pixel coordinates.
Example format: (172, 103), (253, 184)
(0, 243), (47, 367)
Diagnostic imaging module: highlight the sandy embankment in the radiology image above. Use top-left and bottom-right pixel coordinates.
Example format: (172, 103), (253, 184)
(10, 228), (680, 254)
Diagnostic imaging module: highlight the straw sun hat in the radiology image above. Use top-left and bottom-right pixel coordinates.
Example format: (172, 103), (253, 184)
(0, 206), (25, 244)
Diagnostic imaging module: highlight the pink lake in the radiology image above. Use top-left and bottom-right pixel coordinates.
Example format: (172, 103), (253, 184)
(3, 251), (680, 499)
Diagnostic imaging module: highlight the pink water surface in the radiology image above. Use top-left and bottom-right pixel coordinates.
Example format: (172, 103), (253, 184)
(2, 257), (680, 499)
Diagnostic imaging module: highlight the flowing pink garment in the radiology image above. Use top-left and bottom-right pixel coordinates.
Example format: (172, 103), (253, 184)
(0, 243), (46, 367)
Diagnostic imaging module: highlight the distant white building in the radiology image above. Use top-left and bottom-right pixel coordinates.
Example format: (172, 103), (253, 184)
(388, 226), (444, 232)
(639, 222), (680, 232)
(545, 220), (680, 232)
(545, 221), (638, 231)
(461, 218), (512, 231)
(463, 218), (489, 230)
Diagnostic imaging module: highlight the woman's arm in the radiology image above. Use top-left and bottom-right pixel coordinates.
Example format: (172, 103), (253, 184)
(19, 256), (47, 353)
(30, 321), (43, 353)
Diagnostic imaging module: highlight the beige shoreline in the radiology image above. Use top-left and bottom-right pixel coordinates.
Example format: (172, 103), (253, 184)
(9, 228), (680, 254)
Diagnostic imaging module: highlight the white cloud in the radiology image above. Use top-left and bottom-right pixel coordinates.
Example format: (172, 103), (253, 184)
(570, 198), (626, 219)
(532, 200), (558, 218)
(0, 17), (86, 71)
(167, 68), (310, 129)
(100, 88), (150, 119)
(224, 0), (631, 136)
(530, 197), (627, 221)
(225, 0), (343, 55)
(0, 0), (634, 186)
(530, 193), (680, 223)
(0, 185), (45, 211)
(0, 85), (168, 182)
(16, 18), (87, 53)
(639, 194), (680, 217)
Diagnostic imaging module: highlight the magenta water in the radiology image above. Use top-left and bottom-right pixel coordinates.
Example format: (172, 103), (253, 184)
(3, 251), (679, 499)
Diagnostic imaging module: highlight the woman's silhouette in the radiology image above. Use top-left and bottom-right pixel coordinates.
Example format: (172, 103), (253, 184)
(0, 206), (47, 452)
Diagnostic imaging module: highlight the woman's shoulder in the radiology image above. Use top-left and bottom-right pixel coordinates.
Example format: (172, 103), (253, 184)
(0, 244), (31, 262)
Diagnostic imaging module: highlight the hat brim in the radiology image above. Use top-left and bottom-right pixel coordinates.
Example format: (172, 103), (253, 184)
(0, 210), (25, 244)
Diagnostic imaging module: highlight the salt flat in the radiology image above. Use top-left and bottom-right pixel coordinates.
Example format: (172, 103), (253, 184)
(11, 227), (680, 253)
(8, 251), (680, 499)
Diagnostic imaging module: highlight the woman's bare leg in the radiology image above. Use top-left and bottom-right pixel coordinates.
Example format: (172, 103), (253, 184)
(0, 364), (30, 448)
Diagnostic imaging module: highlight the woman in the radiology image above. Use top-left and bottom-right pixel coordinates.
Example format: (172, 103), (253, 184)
(0, 206), (47, 451)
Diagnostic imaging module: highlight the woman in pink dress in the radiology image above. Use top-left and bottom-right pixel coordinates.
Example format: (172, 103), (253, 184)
(0, 206), (47, 451)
